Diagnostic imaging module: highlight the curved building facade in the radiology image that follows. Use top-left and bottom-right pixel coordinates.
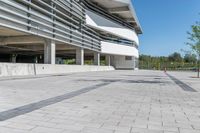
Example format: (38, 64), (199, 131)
(0, 0), (142, 70)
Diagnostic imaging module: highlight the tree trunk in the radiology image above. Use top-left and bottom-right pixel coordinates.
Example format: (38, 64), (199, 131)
(198, 55), (200, 78)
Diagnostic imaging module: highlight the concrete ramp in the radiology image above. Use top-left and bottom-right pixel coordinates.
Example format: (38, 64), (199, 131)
(0, 63), (115, 77)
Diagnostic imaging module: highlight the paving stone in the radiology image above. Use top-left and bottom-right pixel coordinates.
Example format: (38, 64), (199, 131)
(30, 126), (64, 133)
(81, 127), (114, 133)
(0, 70), (199, 133)
(4, 122), (36, 130)
(0, 126), (27, 133)
(179, 128), (200, 133)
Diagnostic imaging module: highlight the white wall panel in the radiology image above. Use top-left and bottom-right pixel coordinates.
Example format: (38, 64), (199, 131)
(111, 55), (135, 69)
(101, 41), (139, 58)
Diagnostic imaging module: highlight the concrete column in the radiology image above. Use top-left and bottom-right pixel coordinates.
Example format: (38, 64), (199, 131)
(76, 47), (84, 65)
(105, 55), (111, 66)
(11, 54), (17, 63)
(133, 56), (136, 70)
(94, 52), (100, 66)
(44, 40), (55, 64)
(110, 55), (115, 67)
(35, 56), (38, 64)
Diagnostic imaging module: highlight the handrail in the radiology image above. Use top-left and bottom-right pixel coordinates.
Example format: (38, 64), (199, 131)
(102, 40), (138, 49)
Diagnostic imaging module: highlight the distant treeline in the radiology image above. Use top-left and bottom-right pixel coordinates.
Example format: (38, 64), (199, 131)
(139, 52), (198, 71)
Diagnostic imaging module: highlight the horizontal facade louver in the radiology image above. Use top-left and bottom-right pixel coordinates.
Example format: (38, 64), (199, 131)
(0, 0), (101, 51)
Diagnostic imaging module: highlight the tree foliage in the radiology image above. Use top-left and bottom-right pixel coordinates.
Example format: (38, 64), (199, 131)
(184, 53), (197, 63)
(139, 52), (197, 70)
(187, 19), (200, 77)
(187, 21), (200, 57)
(168, 52), (182, 62)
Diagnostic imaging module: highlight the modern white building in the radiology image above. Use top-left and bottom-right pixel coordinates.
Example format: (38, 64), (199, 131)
(0, 0), (142, 70)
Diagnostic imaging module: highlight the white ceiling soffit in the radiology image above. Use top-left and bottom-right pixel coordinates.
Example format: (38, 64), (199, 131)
(87, 0), (142, 34)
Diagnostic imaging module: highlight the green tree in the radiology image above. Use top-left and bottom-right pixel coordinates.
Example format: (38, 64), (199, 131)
(184, 53), (197, 63)
(168, 52), (182, 62)
(187, 20), (200, 77)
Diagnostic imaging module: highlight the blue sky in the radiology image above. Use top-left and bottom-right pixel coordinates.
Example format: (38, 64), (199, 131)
(133, 0), (200, 56)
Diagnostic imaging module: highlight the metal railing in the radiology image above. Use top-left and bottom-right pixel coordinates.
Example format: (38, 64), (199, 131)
(83, 0), (139, 49)
(101, 36), (138, 49)
(83, 0), (135, 31)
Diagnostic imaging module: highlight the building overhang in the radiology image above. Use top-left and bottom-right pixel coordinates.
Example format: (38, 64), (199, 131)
(87, 0), (142, 34)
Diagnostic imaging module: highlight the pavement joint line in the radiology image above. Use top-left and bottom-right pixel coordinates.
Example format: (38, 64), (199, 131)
(0, 73), (74, 82)
(165, 72), (197, 92)
(0, 82), (111, 121)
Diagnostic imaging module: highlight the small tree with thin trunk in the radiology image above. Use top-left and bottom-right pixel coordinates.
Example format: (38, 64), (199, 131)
(187, 20), (200, 78)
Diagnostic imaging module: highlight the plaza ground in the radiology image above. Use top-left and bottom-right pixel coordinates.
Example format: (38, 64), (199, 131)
(0, 70), (200, 133)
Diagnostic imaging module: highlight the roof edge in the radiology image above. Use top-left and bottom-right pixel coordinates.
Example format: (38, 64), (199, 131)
(128, 0), (143, 34)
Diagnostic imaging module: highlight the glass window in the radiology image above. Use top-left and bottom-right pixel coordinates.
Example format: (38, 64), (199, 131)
(125, 56), (132, 60)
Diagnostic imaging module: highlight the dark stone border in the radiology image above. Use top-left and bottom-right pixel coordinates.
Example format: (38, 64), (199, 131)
(0, 82), (110, 121)
(165, 73), (197, 92)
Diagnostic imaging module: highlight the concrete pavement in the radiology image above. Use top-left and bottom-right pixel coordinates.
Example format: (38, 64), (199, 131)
(0, 70), (200, 133)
